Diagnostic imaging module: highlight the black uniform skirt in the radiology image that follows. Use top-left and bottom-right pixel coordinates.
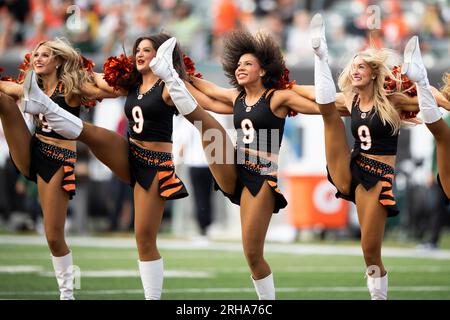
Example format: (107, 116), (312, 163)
(12, 135), (77, 199)
(214, 149), (287, 213)
(327, 152), (399, 217)
(128, 140), (188, 200)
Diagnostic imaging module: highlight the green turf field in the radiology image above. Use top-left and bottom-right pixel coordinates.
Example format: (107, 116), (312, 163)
(1, 235), (449, 300)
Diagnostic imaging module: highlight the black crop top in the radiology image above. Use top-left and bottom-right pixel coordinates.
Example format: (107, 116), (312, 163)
(35, 84), (81, 140)
(234, 89), (285, 154)
(124, 80), (175, 143)
(351, 95), (399, 156)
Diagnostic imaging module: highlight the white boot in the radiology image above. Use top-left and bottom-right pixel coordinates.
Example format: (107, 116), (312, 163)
(251, 273), (275, 300)
(149, 37), (198, 115)
(402, 36), (441, 124)
(138, 258), (164, 300)
(21, 71), (83, 139)
(366, 272), (388, 300)
(310, 13), (336, 105)
(51, 252), (75, 300)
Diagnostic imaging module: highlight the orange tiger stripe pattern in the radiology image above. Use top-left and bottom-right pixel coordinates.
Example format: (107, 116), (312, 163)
(129, 140), (188, 200)
(38, 140), (77, 199)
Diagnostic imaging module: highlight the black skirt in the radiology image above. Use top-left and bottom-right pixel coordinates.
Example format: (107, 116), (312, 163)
(11, 135), (77, 199)
(327, 152), (399, 217)
(128, 140), (188, 200)
(214, 149), (287, 213)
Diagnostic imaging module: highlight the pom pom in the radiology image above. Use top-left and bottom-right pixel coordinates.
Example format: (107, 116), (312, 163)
(81, 55), (95, 72)
(183, 54), (202, 79)
(276, 67), (297, 117)
(16, 53), (32, 84)
(0, 67), (17, 82)
(384, 66), (417, 97)
(103, 54), (134, 91)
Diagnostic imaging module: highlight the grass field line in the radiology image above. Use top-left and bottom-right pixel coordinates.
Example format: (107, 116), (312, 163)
(2, 235), (450, 260)
(2, 265), (450, 275)
(1, 286), (450, 296)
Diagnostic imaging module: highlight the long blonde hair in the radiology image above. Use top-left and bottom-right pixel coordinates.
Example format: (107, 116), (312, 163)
(29, 38), (93, 99)
(442, 73), (450, 102)
(338, 48), (401, 134)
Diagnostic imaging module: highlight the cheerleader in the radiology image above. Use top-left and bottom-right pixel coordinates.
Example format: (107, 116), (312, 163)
(18, 33), (231, 300)
(309, 13), (421, 299)
(0, 39), (111, 299)
(148, 33), (323, 300)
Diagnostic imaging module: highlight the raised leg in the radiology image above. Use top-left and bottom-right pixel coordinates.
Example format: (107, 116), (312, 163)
(310, 13), (352, 195)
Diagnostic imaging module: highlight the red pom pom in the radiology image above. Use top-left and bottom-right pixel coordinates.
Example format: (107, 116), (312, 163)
(183, 54), (203, 79)
(16, 53), (32, 84)
(0, 66), (18, 83)
(81, 55), (95, 72)
(103, 54), (134, 91)
(276, 67), (297, 117)
(384, 66), (417, 97)
(400, 110), (419, 120)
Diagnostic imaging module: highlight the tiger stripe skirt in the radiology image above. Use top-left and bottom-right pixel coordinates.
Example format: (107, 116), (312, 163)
(214, 149), (287, 213)
(327, 153), (399, 217)
(128, 140), (188, 200)
(24, 136), (77, 199)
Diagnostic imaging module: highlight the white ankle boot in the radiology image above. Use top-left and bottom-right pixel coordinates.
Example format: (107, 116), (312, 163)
(366, 272), (388, 300)
(402, 36), (441, 124)
(21, 71), (83, 139)
(138, 258), (164, 300)
(51, 252), (75, 300)
(310, 13), (336, 104)
(149, 37), (198, 115)
(251, 273), (275, 300)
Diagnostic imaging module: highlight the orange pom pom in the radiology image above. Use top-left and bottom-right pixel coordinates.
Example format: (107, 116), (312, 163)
(103, 54), (134, 91)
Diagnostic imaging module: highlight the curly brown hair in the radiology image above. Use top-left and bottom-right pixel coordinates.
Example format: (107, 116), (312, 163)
(119, 33), (188, 91)
(222, 31), (286, 91)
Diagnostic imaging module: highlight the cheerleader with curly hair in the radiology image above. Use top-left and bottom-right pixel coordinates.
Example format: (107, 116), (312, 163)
(147, 31), (326, 300)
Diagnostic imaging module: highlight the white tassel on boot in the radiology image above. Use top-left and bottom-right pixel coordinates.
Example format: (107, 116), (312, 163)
(366, 272), (388, 300)
(149, 37), (198, 115)
(251, 273), (275, 300)
(310, 13), (336, 105)
(402, 36), (442, 124)
(51, 252), (75, 300)
(138, 258), (164, 300)
(21, 71), (83, 139)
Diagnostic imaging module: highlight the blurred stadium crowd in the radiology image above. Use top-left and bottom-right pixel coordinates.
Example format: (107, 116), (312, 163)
(0, 0), (449, 242)
(0, 0), (449, 66)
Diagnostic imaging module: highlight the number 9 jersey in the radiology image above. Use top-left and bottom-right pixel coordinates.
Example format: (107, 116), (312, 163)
(350, 95), (399, 156)
(124, 79), (176, 142)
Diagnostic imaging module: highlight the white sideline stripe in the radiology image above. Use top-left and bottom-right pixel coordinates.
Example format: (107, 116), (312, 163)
(40, 270), (213, 278)
(3, 265), (450, 275)
(0, 267), (212, 278)
(0, 266), (44, 273)
(0, 286), (450, 296)
(2, 235), (450, 260)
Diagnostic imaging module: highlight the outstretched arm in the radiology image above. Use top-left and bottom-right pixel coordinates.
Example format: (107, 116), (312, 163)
(185, 81), (233, 114)
(190, 76), (237, 105)
(0, 80), (22, 100)
(90, 72), (128, 97)
(389, 87), (450, 112)
(81, 80), (127, 100)
(291, 84), (350, 115)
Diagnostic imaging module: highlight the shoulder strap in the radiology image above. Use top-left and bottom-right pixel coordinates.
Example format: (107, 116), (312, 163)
(265, 88), (276, 100)
(234, 90), (246, 105)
